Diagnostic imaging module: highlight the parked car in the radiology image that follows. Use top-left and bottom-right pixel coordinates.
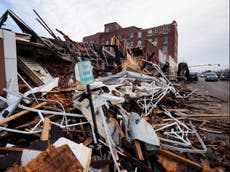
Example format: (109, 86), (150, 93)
(200, 73), (205, 78)
(205, 72), (218, 81)
(216, 71), (222, 79)
(189, 72), (198, 81)
(220, 71), (230, 80)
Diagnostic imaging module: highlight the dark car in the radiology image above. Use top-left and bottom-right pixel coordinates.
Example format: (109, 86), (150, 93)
(220, 72), (230, 80)
(205, 72), (218, 81)
(189, 72), (198, 81)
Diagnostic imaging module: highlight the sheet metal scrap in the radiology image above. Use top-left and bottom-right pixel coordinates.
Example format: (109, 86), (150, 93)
(0, 88), (86, 134)
(95, 70), (187, 116)
(154, 109), (207, 153)
(120, 110), (160, 149)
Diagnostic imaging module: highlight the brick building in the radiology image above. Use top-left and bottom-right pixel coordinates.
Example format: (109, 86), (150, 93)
(83, 21), (178, 62)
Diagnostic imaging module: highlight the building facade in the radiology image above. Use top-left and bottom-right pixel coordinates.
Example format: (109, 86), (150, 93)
(83, 21), (178, 62)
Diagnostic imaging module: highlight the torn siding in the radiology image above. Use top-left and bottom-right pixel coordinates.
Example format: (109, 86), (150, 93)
(0, 29), (18, 94)
(0, 30), (6, 95)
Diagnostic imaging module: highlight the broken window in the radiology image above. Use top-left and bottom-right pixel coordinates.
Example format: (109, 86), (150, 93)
(127, 33), (134, 39)
(163, 37), (168, 44)
(154, 27), (158, 33)
(163, 26), (169, 34)
(138, 31), (142, 38)
(138, 40), (142, 46)
(101, 38), (104, 44)
(163, 45), (168, 53)
(130, 33), (134, 38)
(148, 29), (152, 37)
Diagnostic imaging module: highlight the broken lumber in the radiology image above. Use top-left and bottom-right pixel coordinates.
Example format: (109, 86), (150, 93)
(158, 148), (202, 170)
(153, 108), (190, 114)
(83, 137), (93, 146)
(40, 117), (51, 141)
(0, 102), (48, 126)
(109, 117), (125, 138)
(134, 140), (144, 161)
(0, 147), (25, 152)
(0, 147), (39, 152)
(15, 114), (56, 129)
(188, 114), (229, 118)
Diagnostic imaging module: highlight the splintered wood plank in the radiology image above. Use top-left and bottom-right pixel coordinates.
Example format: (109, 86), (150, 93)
(83, 137), (93, 146)
(157, 154), (177, 172)
(40, 117), (50, 141)
(188, 114), (229, 117)
(134, 140), (144, 161)
(0, 147), (25, 152)
(15, 114), (56, 129)
(79, 118), (86, 138)
(108, 117), (125, 138)
(153, 108), (190, 114)
(0, 102), (48, 125)
(158, 148), (202, 170)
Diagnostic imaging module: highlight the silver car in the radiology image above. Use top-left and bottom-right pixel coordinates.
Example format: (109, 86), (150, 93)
(205, 72), (218, 81)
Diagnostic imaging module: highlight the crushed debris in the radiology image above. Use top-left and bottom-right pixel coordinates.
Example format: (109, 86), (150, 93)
(0, 9), (229, 172)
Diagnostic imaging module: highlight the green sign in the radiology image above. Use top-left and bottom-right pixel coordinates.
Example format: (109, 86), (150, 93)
(77, 61), (94, 85)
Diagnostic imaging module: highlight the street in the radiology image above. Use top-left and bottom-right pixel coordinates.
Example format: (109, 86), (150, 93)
(186, 78), (230, 114)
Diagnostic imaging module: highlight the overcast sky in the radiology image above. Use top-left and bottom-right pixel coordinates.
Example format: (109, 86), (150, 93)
(0, 0), (229, 71)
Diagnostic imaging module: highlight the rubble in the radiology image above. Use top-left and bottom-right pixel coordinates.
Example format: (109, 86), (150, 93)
(0, 9), (229, 172)
(6, 144), (84, 172)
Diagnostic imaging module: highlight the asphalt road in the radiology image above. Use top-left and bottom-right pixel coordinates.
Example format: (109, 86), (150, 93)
(186, 78), (230, 114)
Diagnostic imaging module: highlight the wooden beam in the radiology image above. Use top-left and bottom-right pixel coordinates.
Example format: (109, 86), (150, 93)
(83, 137), (93, 146)
(0, 146), (24, 152)
(162, 117), (187, 122)
(15, 114), (56, 129)
(79, 118), (86, 138)
(0, 102), (48, 125)
(188, 114), (229, 118)
(0, 147), (38, 152)
(134, 140), (144, 161)
(161, 114), (229, 122)
(40, 117), (50, 141)
(153, 108), (190, 114)
(158, 148), (202, 170)
(108, 117), (125, 138)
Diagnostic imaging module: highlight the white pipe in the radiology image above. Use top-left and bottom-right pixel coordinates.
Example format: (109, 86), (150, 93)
(98, 106), (121, 172)
(18, 104), (84, 117)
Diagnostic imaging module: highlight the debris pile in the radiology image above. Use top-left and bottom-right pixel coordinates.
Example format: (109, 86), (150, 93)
(0, 9), (229, 172)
